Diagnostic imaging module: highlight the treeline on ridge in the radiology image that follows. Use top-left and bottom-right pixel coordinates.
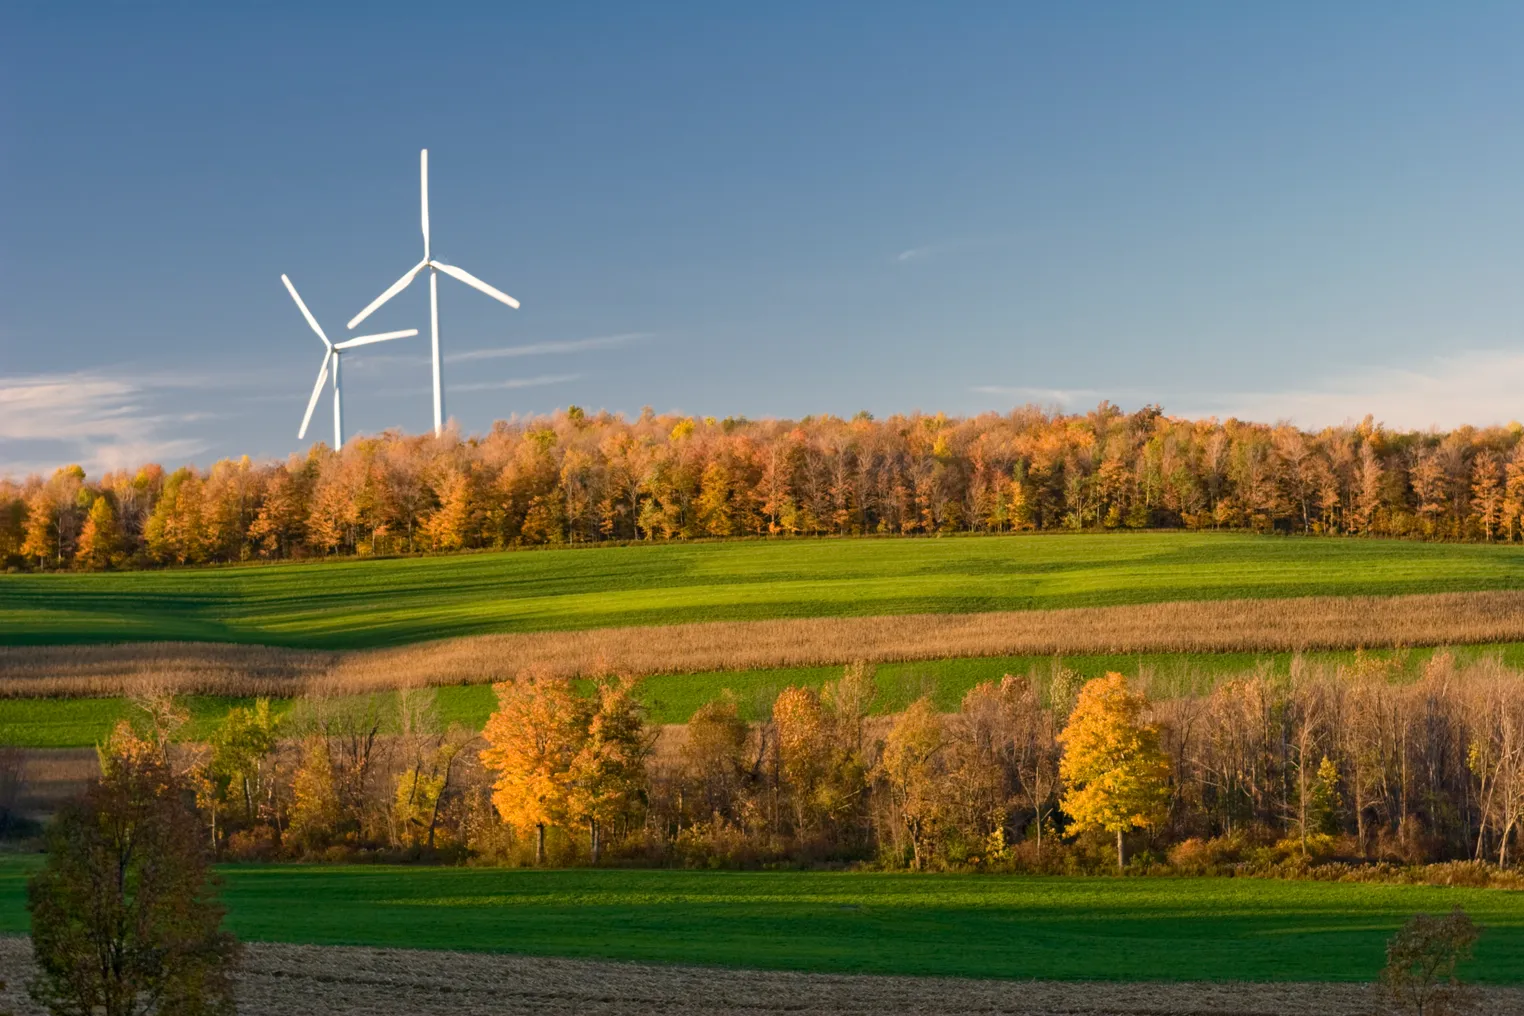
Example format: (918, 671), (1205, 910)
(8, 402), (1524, 569)
(108, 650), (1524, 876)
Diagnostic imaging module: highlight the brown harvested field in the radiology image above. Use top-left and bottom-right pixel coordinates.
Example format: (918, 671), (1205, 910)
(13, 748), (95, 820)
(0, 642), (339, 699)
(9, 590), (1524, 699)
(4, 937), (1513, 1016)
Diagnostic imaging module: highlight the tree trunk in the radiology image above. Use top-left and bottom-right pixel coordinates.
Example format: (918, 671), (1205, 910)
(425, 790), (443, 851)
(590, 818), (601, 864)
(1116, 828), (1125, 872)
(1356, 794), (1367, 858)
(1296, 740), (1311, 859)
(425, 753), (454, 852)
(535, 823), (545, 866)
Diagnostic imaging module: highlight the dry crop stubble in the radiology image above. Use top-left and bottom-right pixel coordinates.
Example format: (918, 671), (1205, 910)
(7, 590), (1524, 699)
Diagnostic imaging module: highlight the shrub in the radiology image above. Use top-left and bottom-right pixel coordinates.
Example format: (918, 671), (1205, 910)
(1380, 908), (1481, 1016)
(1168, 833), (1248, 872)
(224, 825), (279, 862)
(27, 755), (239, 1016)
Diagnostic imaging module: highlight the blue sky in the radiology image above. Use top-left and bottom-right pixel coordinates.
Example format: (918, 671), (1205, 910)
(5, 4), (1524, 475)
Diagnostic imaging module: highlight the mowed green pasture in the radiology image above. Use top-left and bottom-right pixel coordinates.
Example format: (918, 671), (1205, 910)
(9, 643), (1524, 747)
(6, 533), (1524, 649)
(0, 695), (282, 749)
(0, 861), (1518, 981)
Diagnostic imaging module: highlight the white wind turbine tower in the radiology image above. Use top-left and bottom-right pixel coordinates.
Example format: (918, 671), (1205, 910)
(282, 274), (418, 449)
(346, 149), (521, 436)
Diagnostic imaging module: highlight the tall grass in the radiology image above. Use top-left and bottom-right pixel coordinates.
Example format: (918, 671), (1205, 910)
(7, 590), (1524, 699)
(0, 643), (335, 698)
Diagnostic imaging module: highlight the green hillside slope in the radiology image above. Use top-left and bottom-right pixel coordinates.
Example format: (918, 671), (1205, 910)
(6, 532), (1524, 649)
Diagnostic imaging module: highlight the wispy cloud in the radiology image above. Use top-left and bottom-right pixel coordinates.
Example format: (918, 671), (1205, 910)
(973, 349), (1524, 431)
(895, 235), (1013, 266)
(452, 373), (582, 393)
(446, 332), (651, 363)
(1176, 350), (1524, 430)
(970, 385), (1110, 408)
(896, 245), (939, 263)
(375, 374), (582, 397)
(0, 371), (216, 478)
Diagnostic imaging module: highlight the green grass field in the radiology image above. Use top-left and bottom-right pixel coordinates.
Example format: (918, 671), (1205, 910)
(7, 532), (1524, 649)
(0, 861), (1517, 982)
(10, 642), (1524, 748)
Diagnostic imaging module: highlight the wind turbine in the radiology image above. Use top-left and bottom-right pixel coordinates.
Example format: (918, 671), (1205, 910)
(281, 274), (418, 449)
(346, 149), (521, 436)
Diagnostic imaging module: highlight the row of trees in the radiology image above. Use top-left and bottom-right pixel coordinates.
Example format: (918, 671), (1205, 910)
(10, 403), (1524, 569)
(20, 703), (1490, 1016)
(124, 651), (1524, 874)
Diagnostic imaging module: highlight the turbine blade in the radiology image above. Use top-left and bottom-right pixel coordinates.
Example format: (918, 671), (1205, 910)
(281, 274), (330, 347)
(334, 328), (420, 350)
(431, 261), (520, 309)
(420, 149), (430, 260)
(347, 260), (426, 329)
(298, 352), (331, 440)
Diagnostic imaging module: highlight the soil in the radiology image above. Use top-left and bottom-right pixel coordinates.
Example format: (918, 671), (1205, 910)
(1, 936), (1515, 1015)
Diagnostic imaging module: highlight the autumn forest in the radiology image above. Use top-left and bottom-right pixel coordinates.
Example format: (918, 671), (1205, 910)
(7, 402), (1524, 570)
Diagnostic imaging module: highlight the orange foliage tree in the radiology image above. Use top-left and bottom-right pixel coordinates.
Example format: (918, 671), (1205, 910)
(479, 672), (586, 864)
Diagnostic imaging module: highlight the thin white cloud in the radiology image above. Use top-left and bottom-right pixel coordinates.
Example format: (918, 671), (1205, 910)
(453, 373), (582, 393)
(970, 385), (1109, 409)
(973, 350), (1524, 431)
(374, 374), (582, 397)
(447, 332), (651, 363)
(0, 371), (215, 478)
(895, 235), (1014, 266)
(1176, 350), (1524, 430)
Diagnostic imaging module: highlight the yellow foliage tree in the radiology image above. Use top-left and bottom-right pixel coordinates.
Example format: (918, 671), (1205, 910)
(680, 695), (751, 824)
(479, 672), (585, 864)
(208, 699), (279, 824)
(288, 735), (341, 853)
(1057, 672), (1170, 871)
(875, 696), (945, 869)
(20, 488), (58, 567)
(76, 495), (123, 570)
(773, 685), (829, 831)
(566, 675), (651, 862)
(144, 468), (208, 565)
(773, 663), (874, 837)
(394, 741), (459, 850)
